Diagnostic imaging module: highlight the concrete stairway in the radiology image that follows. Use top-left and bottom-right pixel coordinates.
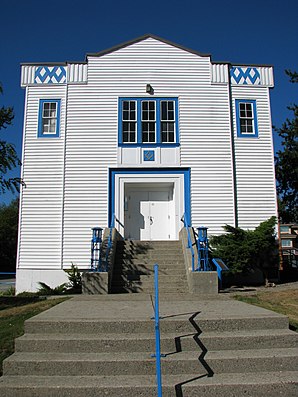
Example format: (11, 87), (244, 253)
(0, 294), (297, 396)
(111, 240), (189, 293)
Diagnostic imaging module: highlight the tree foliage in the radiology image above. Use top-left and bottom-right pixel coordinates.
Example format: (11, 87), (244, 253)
(0, 83), (23, 194)
(275, 70), (298, 223)
(209, 217), (278, 276)
(0, 198), (19, 272)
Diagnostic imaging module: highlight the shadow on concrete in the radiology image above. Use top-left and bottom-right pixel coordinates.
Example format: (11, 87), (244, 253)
(110, 241), (155, 293)
(174, 311), (214, 397)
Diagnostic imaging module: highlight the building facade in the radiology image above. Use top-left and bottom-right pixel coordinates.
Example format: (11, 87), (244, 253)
(17, 35), (277, 292)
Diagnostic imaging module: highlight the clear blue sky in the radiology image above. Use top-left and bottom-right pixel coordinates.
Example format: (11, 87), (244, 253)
(0, 0), (297, 204)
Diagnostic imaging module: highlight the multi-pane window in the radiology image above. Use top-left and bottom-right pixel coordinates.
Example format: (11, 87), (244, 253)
(235, 99), (258, 138)
(119, 98), (179, 146)
(161, 101), (175, 142)
(38, 99), (61, 138)
(281, 239), (292, 248)
(280, 226), (290, 234)
(42, 102), (58, 134)
(142, 101), (156, 143)
(122, 100), (136, 143)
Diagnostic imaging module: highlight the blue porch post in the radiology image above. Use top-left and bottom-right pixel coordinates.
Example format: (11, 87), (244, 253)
(91, 227), (103, 271)
(197, 226), (210, 271)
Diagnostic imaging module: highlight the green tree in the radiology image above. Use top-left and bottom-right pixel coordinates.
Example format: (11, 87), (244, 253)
(0, 83), (23, 194)
(210, 217), (278, 283)
(0, 198), (19, 272)
(275, 70), (298, 223)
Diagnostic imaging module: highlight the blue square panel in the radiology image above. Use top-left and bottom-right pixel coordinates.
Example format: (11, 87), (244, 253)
(143, 150), (155, 161)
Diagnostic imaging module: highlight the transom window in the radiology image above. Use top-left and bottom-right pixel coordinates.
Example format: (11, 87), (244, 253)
(235, 99), (258, 138)
(38, 99), (61, 138)
(119, 98), (179, 146)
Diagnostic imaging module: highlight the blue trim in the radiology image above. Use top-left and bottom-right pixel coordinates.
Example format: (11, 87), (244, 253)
(235, 99), (258, 138)
(118, 143), (180, 148)
(109, 168), (191, 227)
(38, 99), (61, 138)
(118, 97), (180, 146)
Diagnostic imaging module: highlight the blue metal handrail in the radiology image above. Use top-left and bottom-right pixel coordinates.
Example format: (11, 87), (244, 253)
(152, 264), (163, 397)
(182, 213), (196, 271)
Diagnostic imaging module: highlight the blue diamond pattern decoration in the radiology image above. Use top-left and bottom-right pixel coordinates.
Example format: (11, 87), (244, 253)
(35, 66), (67, 84)
(143, 150), (155, 162)
(230, 67), (260, 85)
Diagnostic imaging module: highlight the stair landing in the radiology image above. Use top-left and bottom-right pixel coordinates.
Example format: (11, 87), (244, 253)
(0, 293), (297, 396)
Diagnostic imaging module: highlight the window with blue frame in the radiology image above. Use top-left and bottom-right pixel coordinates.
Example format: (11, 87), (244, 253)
(235, 99), (258, 138)
(119, 98), (179, 146)
(38, 99), (61, 138)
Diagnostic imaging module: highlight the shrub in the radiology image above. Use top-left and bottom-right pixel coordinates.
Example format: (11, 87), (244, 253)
(210, 217), (278, 281)
(64, 264), (82, 294)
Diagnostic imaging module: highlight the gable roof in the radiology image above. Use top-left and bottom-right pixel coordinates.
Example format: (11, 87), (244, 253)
(86, 34), (211, 59)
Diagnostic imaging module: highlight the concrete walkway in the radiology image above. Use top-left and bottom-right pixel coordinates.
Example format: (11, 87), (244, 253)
(30, 292), (285, 323)
(1, 292), (298, 397)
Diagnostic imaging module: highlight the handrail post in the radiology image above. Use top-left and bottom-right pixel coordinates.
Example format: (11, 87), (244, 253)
(153, 263), (163, 397)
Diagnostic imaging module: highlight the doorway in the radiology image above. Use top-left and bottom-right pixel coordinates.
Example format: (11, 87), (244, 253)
(124, 184), (174, 240)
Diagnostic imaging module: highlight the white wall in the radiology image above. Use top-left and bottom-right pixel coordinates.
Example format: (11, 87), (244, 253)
(17, 37), (277, 291)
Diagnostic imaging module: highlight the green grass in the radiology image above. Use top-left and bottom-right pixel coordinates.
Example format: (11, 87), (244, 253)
(234, 289), (298, 332)
(0, 297), (68, 376)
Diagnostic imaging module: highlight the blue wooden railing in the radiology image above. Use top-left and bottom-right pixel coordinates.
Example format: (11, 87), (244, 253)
(152, 264), (164, 397)
(181, 213), (196, 271)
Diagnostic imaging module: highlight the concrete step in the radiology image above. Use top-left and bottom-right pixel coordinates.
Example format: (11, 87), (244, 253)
(113, 274), (187, 284)
(2, 372), (296, 397)
(4, 348), (298, 376)
(25, 312), (289, 334)
(115, 256), (184, 264)
(15, 328), (298, 353)
(205, 347), (298, 373)
(112, 273), (187, 282)
(110, 285), (189, 294)
(112, 266), (185, 276)
(3, 351), (206, 376)
(119, 240), (183, 248)
(114, 260), (185, 274)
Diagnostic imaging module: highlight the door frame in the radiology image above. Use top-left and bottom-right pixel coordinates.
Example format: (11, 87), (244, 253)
(109, 168), (191, 239)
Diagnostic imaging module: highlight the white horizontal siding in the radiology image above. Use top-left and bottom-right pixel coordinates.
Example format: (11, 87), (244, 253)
(62, 38), (234, 269)
(180, 85), (235, 234)
(232, 86), (277, 229)
(18, 85), (66, 269)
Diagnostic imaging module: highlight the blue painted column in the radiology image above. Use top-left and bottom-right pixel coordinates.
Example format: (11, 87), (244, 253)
(197, 226), (210, 271)
(91, 227), (103, 271)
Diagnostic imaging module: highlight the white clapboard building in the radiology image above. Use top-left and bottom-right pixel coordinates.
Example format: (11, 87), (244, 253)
(17, 34), (277, 292)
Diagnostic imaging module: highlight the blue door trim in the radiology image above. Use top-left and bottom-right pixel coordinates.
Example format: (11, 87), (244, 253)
(108, 168), (191, 228)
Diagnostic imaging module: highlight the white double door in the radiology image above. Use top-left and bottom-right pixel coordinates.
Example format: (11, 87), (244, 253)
(125, 188), (173, 241)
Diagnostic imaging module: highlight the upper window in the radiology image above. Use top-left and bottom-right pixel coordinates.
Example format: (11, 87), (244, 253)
(280, 225), (290, 234)
(119, 98), (179, 146)
(281, 239), (292, 248)
(235, 99), (258, 138)
(38, 99), (61, 138)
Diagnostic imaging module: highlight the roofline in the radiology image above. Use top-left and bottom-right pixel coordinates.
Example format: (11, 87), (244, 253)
(230, 62), (274, 68)
(20, 34), (274, 69)
(86, 33), (212, 59)
(20, 61), (87, 66)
